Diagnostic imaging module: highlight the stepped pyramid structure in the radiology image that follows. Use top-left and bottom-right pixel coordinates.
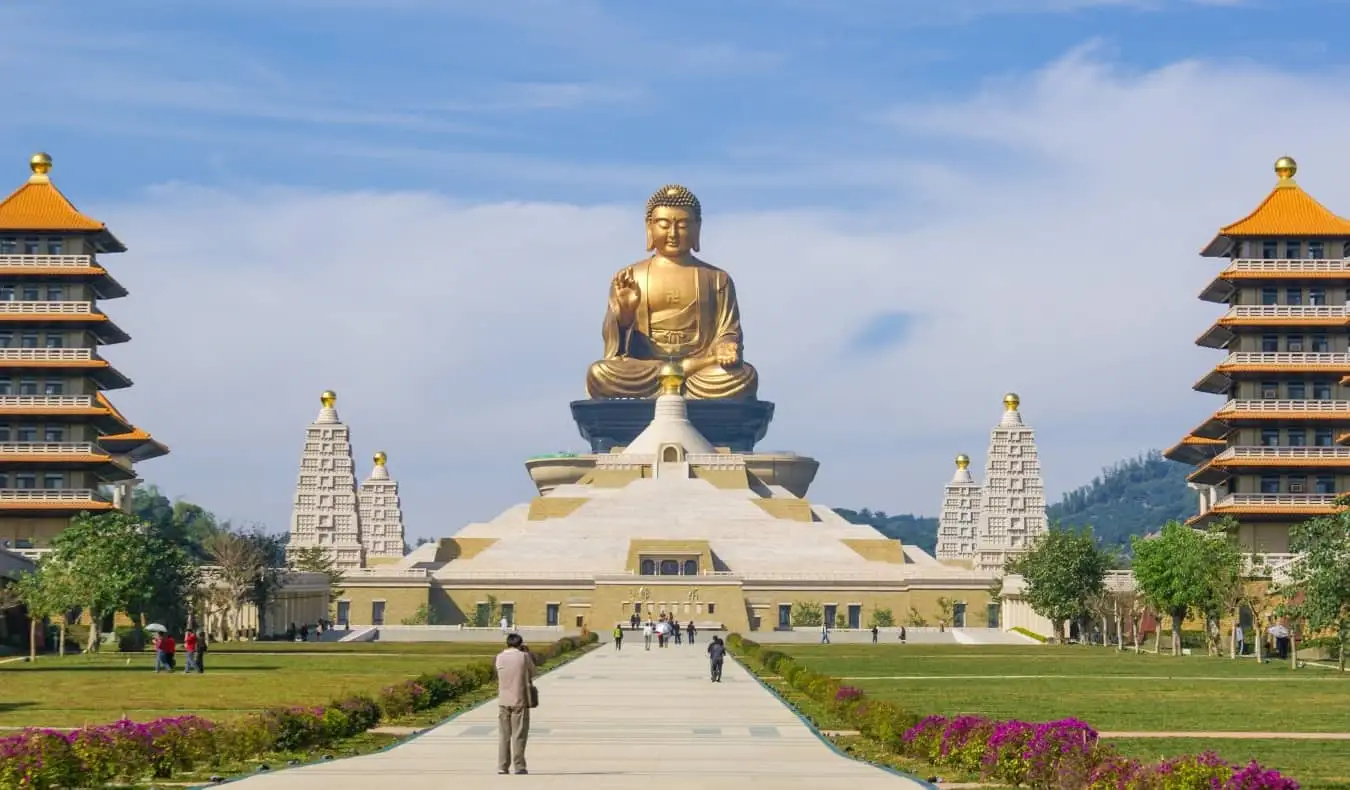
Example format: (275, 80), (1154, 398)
(974, 393), (1048, 572)
(1165, 157), (1350, 553)
(286, 390), (364, 569)
(935, 454), (982, 561)
(358, 451), (406, 565)
(0, 152), (167, 551)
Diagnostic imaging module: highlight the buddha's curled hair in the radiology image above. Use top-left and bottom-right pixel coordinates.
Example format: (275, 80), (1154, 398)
(645, 184), (701, 221)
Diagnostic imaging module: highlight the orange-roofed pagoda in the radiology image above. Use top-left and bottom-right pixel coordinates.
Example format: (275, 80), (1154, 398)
(0, 152), (167, 553)
(1166, 156), (1350, 554)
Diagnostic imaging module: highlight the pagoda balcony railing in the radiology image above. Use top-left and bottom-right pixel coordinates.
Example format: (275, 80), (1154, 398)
(1222, 305), (1347, 320)
(0, 254), (95, 269)
(0, 348), (96, 362)
(1211, 446), (1350, 462)
(1225, 258), (1350, 274)
(1218, 352), (1350, 366)
(0, 443), (130, 470)
(1217, 399), (1350, 413)
(0, 488), (111, 503)
(0, 395), (95, 408)
(1213, 493), (1339, 507)
(0, 301), (101, 315)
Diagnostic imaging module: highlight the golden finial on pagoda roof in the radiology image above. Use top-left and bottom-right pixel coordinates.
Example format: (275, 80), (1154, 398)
(1004, 392), (1020, 411)
(28, 152), (52, 182)
(1274, 156), (1298, 183)
(320, 390), (337, 408)
(955, 453), (970, 470)
(658, 361), (685, 395)
(373, 451), (387, 466)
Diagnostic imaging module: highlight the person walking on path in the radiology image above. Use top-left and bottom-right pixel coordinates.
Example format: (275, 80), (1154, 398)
(673, 621), (683, 646)
(871, 625), (878, 644)
(687, 621), (696, 644)
(642, 621), (654, 650)
(612, 625), (624, 651)
(192, 630), (207, 674)
(707, 636), (726, 682)
(820, 622), (830, 644)
(495, 633), (535, 775)
(183, 630), (199, 673)
(899, 626), (907, 644)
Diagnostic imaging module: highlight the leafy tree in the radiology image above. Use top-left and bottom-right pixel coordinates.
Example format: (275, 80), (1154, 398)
(289, 545), (345, 617)
(1280, 506), (1350, 671)
(203, 526), (289, 639)
(935, 596), (955, 629)
(1131, 521), (1213, 656)
(12, 562), (79, 659)
(401, 603), (440, 625)
(1195, 522), (1248, 658)
(905, 607), (929, 627)
(130, 485), (226, 562)
(1005, 526), (1111, 643)
(790, 601), (824, 627)
(868, 607), (896, 628)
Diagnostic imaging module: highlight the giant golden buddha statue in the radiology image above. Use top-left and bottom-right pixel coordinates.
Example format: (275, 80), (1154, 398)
(585, 185), (759, 400)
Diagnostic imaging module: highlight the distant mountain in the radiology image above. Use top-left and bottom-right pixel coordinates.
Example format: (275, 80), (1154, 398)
(835, 451), (1193, 555)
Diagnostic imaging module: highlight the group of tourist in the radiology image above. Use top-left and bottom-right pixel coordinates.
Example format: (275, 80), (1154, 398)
(152, 629), (206, 674)
(618, 613), (696, 650)
(285, 619), (341, 642)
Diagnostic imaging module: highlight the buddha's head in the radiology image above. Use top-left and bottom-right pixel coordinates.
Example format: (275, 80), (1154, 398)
(645, 184), (702, 257)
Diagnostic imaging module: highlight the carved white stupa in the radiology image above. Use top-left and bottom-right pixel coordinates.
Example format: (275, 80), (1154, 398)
(358, 451), (407, 564)
(286, 390), (365, 570)
(936, 454), (983, 562)
(974, 393), (1048, 573)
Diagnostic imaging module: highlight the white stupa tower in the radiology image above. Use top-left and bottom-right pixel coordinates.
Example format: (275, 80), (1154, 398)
(358, 451), (407, 564)
(974, 393), (1048, 572)
(286, 390), (365, 569)
(936, 454), (982, 563)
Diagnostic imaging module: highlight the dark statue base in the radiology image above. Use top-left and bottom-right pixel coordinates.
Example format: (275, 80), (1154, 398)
(570, 398), (775, 453)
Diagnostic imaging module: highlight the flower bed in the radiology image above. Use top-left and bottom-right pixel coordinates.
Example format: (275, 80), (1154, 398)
(725, 634), (1298, 790)
(0, 632), (597, 790)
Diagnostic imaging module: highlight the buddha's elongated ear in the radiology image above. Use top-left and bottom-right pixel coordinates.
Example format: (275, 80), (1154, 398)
(646, 220), (656, 252)
(690, 220), (701, 253)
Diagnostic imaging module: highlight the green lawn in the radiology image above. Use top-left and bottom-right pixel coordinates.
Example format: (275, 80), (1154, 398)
(0, 646), (491, 728)
(775, 644), (1350, 787)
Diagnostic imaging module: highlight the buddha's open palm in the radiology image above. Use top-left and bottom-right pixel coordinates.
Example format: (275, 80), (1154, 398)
(613, 268), (640, 325)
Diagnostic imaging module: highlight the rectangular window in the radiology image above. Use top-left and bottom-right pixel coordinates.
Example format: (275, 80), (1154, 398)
(1312, 334), (1330, 353)
(707, 603), (715, 615)
(1313, 381), (1333, 399)
(546, 604), (559, 627)
(15, 473), (37, 489)
(0, 381), (9, 395)
(1261, 335), (1279, 352)
(1261, 287), (1279, 305)
(0, 333), (10, 348)
(1259, 476), (1281, 494)
(1287, 335), (1305, 352)
(43, 427), (64, 442)
(0, 425), (10, 441)
(45, 238), (62, 255)
(1260, 380), (1279, 399)
(0, 238), (14, 253)
(1309, 288), (1327, 305)
(0, 286), (12, 301)
(44, 335), (63, 348)
(1262, 240), (1278, 259)
(1315, 475), (1336, 494)
(18, 379), (37, 395)
(1260, 428), (1280, 446)
(1316, 428), (1335, 447)
(1286, 288), (1303, 305)
(21, 238), (39, 255)
(42, 473), (64, 489)
(20, 286), (39, 301)
(1287, 430), (1307, 447)
(43, 381), (64, 395)
(17, 426), (36, 441)
(1286, 381), (1306, 399)
(19, 334), (38, 349)
(45, 286), (63, 301)
(371, 601), (385, 626)
(1286, 241), (1302, 259)
(500, 603), (514, 626)
(1309, 241), (1324, 259)
(336, 601), (350, 626)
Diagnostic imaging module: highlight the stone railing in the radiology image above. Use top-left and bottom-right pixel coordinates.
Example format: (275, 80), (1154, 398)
(594, 453), (654, 469)
(1210, 446), (1350, 462)
(0, 488), (110, 503)
(1211, 493), (1339, 508)
(0, 254), (95, 269)
(0, 442), (106, 456)
(685, 453), (746, 469)
(1226, 258), (1350, 274)
(0, 301), (99, 315)
(0, 348), (96, 362)
(1221, 305), (1347, 321)
(0, 395), (95, 409)
(1217, 352), (1350, 367)
(1217, 399), (1350, 413)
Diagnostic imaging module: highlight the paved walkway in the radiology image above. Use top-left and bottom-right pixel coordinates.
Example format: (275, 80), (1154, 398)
(223, 641), (928, 789)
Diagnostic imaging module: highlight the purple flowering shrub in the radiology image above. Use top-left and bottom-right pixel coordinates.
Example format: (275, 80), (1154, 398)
(833, 686), (865, 707)
(0, 634), (593, 790)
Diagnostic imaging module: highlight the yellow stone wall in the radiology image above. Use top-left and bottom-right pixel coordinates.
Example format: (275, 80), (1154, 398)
(0, 515), (70, 547)
(340, 585), (431, 626)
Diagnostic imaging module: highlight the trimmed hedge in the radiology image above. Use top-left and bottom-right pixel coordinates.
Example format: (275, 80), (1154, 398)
(0, 632), (598, 790)
(725, 633), (1298, 790)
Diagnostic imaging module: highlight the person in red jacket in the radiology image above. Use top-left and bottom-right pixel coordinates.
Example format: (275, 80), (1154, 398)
(161, 634), (177, 671)
(183, 631), (199, 673)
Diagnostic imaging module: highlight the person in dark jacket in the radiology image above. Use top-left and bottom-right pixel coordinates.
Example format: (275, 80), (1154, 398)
(707, 636), (726, 683)
(192, 630), (207, 674)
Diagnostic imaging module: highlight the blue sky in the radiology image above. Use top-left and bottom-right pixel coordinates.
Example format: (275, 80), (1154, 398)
(3, 0), (1349, 537)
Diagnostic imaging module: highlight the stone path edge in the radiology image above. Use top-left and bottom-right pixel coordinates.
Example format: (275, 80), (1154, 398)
(190, 643), (602, 790)
(730, 653), (939, 790)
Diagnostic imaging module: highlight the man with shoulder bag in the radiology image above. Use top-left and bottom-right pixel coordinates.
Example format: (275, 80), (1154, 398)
(495, 634), (537, 775)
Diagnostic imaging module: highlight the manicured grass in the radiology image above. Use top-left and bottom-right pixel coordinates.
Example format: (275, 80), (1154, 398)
(0, 648), (490, 728)
(1107, 738), (1350, 790)
(777, 644), (1350, 731)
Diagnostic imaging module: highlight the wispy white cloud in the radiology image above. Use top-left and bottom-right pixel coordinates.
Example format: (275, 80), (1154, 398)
(82, 49), (1350, 537)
